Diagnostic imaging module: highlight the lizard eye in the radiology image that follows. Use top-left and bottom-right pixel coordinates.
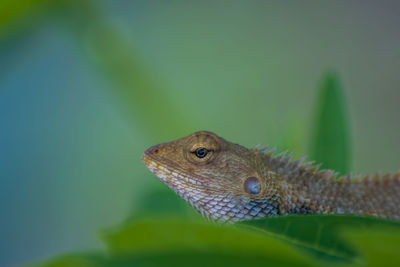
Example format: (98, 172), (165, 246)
(193, 147), (210, 158)
(185, 133), (219, 164)
(244, 177), (261, 195)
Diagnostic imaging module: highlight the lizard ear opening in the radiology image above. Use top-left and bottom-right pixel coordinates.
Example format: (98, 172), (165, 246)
(244, 176), (262, 195)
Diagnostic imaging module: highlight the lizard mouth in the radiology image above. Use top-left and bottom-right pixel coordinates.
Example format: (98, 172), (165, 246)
(142, 148), (214, 217)
(142, 147), (206, 189)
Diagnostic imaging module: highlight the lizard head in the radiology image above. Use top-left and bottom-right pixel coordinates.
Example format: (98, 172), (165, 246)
(142, 131), (281, 222)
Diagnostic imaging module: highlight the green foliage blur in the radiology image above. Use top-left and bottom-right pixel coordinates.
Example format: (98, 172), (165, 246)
(310, 74), (351, 174)
(2, 1), (400, 267)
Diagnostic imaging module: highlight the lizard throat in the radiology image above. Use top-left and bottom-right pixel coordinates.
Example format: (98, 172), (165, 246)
(142, 153), (214, 217)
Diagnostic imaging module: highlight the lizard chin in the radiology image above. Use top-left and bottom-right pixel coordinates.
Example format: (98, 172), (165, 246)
(142, 149), (232, 222)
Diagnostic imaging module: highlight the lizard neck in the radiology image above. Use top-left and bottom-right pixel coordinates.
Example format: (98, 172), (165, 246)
(283, 172), (400, 219)
(258, 149), (400, 219)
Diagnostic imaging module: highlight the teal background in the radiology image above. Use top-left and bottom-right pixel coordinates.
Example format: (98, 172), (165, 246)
(1, 1), (399, 266)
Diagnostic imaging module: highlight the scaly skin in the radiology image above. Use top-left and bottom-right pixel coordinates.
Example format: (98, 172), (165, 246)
(142, 131), (400, 223)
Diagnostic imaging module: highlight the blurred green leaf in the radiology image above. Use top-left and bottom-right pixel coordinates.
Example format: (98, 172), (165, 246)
(241, 215), (400, 261)
(48, 0), (196, 141)
(101, 218), (313, 267)
(1, 0), (197, 140)
(31, 216), (400, 267)
(30, 253), (106, 267)
(0, 0), (47, 35)
(32, 219), (314, 267)
(309, 73), (351, 174)
(143, 250), (311, 267)
(32, 251), (310, 267)
(344, 228), (400, 266)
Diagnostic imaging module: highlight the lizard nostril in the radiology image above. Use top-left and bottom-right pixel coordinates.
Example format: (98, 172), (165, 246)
(154, 149), (159, 154)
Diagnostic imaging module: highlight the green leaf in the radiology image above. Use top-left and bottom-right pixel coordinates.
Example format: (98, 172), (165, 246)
(29, 253), (108, 267)
(100, 218), (314, 267)
(28, 216), (400, 267)
(240, 215), (400, 260)
(31, 218), (315, 267)
(31, 251), (311, 267)
(309, 73), (351, 174)
(344, 227), (400, 266)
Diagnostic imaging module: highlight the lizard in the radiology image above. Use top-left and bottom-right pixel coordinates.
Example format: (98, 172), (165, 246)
(142, 131), (400, 223)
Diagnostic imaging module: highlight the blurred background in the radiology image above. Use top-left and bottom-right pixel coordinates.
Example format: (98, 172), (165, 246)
(1, 1), (399, 266)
